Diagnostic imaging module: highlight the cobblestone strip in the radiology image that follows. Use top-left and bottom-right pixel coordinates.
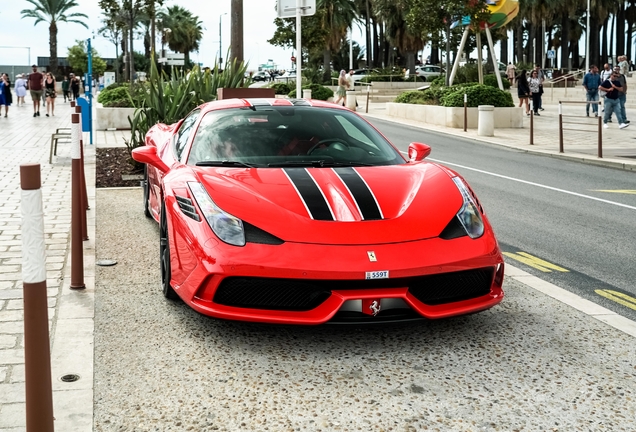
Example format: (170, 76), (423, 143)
(0, 103), (74, 430)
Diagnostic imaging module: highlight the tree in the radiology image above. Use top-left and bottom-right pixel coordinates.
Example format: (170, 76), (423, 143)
(98, 17), (124, 81)
(158, 6), (204, 68)
(21, 0), (88, 76)
(67, 40), (108, 76)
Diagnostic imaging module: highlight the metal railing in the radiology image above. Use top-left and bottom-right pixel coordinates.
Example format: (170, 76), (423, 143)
(545, 69), (586, 101)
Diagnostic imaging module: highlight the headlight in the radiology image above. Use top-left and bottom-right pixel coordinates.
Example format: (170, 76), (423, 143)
(188, 182), (245, 246)
(451, 177), (484, 239)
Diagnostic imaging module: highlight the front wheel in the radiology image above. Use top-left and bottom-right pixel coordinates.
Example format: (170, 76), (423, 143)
(160, 204), (179, 300)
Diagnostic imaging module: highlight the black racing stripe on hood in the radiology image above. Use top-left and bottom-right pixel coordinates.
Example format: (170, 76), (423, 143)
(333, 167), (383, 220)
(283, 168), (334, 221)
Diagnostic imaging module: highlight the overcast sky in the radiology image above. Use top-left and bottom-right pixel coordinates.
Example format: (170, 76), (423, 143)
(0, 0), (368, 71)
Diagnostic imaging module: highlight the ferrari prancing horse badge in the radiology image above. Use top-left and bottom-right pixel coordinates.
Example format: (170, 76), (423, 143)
(367, 251), (377, 262)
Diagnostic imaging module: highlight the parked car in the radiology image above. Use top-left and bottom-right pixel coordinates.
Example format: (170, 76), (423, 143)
(132, 99), (505, 324)
(251, 71), (271, 82)
(349, 68), (379, 83)
(275, 70), (297, 82)
(415, 65), (444, 81)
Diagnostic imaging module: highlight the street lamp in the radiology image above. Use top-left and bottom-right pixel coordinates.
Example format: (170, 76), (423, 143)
(219, 13), (228, 66)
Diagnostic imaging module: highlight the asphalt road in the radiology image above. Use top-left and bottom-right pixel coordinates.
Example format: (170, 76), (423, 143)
(94, 187), (636, 431)
(367, 118), (636, 322)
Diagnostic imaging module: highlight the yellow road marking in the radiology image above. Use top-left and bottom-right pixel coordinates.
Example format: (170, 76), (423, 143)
(593, 190), (636, 195)
(595, 289), (636, 311)
(502, 251), (569, 273)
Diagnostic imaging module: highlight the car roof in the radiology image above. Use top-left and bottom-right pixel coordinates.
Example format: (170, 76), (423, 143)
(197, 98), (350, 114)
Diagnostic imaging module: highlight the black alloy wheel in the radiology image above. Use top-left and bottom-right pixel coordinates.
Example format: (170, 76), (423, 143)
(160, 203), (179, 300)
(143, 166), (151, 218)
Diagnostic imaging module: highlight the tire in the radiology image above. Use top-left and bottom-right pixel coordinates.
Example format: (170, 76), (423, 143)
(160, 204), (179, 300)
(143, 166), (151, 218)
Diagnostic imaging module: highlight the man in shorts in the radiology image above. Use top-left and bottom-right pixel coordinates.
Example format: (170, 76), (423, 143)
(27, 65), (44, 117)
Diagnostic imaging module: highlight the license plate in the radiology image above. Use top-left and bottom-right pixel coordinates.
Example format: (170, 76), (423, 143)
(365, 270), (389, 280)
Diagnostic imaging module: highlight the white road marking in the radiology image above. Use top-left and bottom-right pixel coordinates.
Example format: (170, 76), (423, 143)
(426, 155), (636, 211)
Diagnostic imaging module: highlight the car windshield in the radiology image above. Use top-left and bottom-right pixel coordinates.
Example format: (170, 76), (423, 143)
(187, 106), (405, 168)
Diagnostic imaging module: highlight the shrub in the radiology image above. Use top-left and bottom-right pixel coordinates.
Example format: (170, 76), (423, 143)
(429, 76), (446, 86)
(97, 86), (133, 107)
(440, 84), (514, 108)
(288, 83), (334, 100)
(483, 74), (511, 90)
(394, 90), (436, 105)
(104, 82), (127, 91)
(270, 82), (292, 95)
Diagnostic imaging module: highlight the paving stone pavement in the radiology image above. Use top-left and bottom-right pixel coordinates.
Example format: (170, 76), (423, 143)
(0, 93), (634, 431)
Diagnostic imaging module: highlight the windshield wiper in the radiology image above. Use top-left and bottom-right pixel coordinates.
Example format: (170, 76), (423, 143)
(268, 160), (373, 168)
(195, 160), (257, 168)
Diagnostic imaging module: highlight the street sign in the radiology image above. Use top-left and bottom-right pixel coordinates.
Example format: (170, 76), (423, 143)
(547, 50), (555, 59)
(167, 59), (185, 66)
(277, 0), (316, 18)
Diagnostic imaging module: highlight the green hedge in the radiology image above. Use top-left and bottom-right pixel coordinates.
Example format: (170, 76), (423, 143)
(483, 74), (511, 90)
(270, 82), (292, 95)
(97, 86), (133, 107)
(288, 83), (334, 101)
(394, 90), (437, 105)
(440, 84), (513, 108)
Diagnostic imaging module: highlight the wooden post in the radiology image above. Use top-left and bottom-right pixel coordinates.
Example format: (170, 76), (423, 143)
(71, 114), (85, 290)
(598, 113), (603, 158)
(558, 103), (564, 153)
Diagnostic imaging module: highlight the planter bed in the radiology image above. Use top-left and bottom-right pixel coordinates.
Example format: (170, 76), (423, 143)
(386, 102), (524, 129)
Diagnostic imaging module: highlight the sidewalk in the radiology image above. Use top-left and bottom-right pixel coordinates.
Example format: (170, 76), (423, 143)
(0, 96), (634, 431)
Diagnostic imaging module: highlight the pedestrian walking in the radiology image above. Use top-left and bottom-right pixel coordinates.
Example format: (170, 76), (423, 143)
(600, 63), (612, 113)
(506, 62), (516, 86)
(516, 70), (531, 115)
(582, 65), (601, 117)
(62, 76), (70, 102)
(528, 70), (542, 116)
(44, 72), (56, 117)
(619, 55), (629, 76)
(27, 65), (44, 117)
(612, 66), (629, 124)
(533, 64), (544, 111)
(334, 70), (347, 106)
(70, 74), (80, 101)
(0, 73), (12, 117)
(599, 70), (629, 129)
(14, 74), (27, 107)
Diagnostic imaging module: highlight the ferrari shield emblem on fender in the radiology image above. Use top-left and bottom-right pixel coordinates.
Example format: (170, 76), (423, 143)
(367, 251), (377, 262)
(362, 299), (382, 316)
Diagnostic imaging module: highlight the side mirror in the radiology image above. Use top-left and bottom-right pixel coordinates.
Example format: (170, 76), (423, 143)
(132, 146), (170, 173)
(407, 142), (432, 161)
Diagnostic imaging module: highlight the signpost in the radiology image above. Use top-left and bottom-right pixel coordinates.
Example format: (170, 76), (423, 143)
(159, 51), (185, 66)
(277, 0), (316, 98)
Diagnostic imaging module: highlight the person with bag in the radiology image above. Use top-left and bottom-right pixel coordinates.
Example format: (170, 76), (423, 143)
(599, 63), (612, 113)
(528, 70), (542, 116)
(599, 70), (629, 129)
(612, 66), (629, 124)
(516, 70), (531, 115)
(14, 74), (27, 107)
(334, 70), (347, 106)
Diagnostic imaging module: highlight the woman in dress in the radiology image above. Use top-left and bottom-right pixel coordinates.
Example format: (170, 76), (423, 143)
(0, 74), (12, 117)
(44, 72), (57, 117)
(14, 74), (27, 106)
(528, 70), (542, 116)
(516, 69), (530, 116)
(334, 70), (347, 106)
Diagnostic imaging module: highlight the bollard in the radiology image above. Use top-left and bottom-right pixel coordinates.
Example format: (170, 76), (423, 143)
(346, 90), (357, 111)
(302, 89), (312, 99)
(558, 103), (563, 152)
(463, 93), (467, 132)
(75, 106), (90, 240)
(20, 164), (55, 432)
(598, 114), (603, 158)
(365, 84), (370, 114)
(477, 105), (494, 137)
(70, 113), (85, 289)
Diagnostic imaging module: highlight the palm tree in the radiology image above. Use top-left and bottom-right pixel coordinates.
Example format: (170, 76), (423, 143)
(317, 0), (358, 81)
(21, 0), (88, 76)
(158, 6), (204, 68)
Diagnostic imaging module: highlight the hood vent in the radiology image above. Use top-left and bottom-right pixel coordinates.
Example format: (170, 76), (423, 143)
(175, 195), (201, 222)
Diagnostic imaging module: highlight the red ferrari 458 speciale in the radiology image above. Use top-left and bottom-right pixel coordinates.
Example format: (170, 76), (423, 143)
(132, 98), (504, 324)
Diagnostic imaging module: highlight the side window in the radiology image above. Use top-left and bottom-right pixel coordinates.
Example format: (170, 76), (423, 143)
(174, 110), (200, 160)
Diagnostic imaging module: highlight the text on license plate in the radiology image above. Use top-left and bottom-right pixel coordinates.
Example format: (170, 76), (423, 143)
(365, 270), (389, 280)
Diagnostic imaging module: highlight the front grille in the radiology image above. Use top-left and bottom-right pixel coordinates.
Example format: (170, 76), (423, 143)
(214, 278), (331, 311)
(213, 267), (495, 311)
(408, 268), (494, 305)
